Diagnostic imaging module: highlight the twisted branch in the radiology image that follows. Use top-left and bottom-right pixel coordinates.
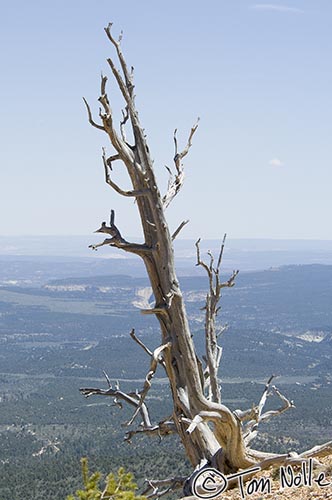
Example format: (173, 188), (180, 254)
(126, 342), (171, 426)
(80, 375), (152, 429)
(102, 148), (149, 197)
(125, 418), (176, 443)
(162, 119), (199, 208)
(89, 210), (153, 256)
(195, 236), (238, 404)
(83, 97), (105, 131)
(234, 375), (295, 445)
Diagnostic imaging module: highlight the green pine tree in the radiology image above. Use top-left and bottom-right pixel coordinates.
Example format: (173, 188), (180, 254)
(67, 458), (147, 500)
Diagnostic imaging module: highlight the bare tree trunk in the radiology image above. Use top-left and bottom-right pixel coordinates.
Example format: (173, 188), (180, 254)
(80, 23), (332, 497)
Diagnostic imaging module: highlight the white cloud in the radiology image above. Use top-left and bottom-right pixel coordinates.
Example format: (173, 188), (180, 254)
(251, 4), (304, 14)
(269, 158), (284, 167)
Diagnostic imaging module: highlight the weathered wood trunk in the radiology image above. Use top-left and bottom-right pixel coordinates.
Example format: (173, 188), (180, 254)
(132, 156), (251, 470)
(80, 23), (332, 497)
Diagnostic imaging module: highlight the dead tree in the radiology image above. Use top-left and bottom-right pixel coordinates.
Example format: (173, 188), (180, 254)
(80, 24), (332, 497)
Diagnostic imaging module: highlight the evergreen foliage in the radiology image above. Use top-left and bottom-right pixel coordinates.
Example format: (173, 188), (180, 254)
(67, 458), (147, 500)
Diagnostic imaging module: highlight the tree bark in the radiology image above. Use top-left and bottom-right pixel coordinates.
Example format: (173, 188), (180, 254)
(81, 23), (332, 497)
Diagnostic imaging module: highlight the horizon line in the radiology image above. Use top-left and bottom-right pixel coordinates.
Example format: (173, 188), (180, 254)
(1, 235), (332, 242)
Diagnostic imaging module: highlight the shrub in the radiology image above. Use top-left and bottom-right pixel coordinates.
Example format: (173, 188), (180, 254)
(67, 458), (147, 500)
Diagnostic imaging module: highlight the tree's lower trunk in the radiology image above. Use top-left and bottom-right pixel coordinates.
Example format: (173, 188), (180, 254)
(142, 250), (252, 472)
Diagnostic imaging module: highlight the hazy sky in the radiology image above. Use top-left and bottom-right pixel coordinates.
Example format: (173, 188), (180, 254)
(0, 1), (331, 240)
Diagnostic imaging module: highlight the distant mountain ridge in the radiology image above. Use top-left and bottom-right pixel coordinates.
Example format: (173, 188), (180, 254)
(1, 236), (332, 279)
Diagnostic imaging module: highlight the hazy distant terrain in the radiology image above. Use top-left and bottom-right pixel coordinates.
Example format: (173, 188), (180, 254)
(1, 236), (332, 277)
(0, 239), (331, 499)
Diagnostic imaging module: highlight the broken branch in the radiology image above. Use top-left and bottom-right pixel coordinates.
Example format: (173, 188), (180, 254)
(104, 23), (135, 99)
(130, 328), (153, 357)
(89, 211), (153, 256)
(162, 120), (199, 208)
(80, 380), (152, 429)
(172, 220), (189, 240)
(174, 118), (200, 171)
(125, 418), (176, 443)
(120, 106), (130, 142)
(102, 148), (149, 197)
(236, 376), (295, 445)
(126, 342), (171, 426)
(83, 97), (105, 131)
(143, 476), (186, 499)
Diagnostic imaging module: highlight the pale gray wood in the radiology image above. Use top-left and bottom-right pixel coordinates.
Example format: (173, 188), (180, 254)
(80, 23), (332, 498)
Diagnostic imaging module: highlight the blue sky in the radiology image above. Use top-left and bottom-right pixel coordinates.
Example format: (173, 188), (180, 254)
(0, 1), (331, 239)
